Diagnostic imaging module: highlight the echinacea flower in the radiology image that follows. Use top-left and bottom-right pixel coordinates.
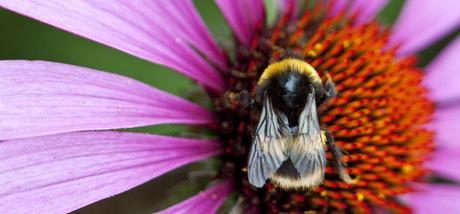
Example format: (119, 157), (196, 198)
(1, 0), (460, 213)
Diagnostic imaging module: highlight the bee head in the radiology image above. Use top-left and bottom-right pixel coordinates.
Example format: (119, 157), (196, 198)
(255, 58), (324, 113)
(267, 71), (312, 112)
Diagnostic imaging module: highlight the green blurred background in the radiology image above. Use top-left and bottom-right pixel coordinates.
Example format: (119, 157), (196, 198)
(0, 0), (457, 213)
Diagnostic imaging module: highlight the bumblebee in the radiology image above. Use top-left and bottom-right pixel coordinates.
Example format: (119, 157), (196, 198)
(247, 58), (352, 190)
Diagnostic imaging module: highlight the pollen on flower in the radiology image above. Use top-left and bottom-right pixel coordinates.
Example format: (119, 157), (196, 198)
(213, 2), (434, 213)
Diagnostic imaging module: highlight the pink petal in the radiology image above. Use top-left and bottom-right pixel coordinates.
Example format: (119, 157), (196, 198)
(276, 0), (297, 16)
(406, 184), (460, 213)
(429, 107), (460, 149)
(349, 0), (389, 24)
(0, 60), (214, 141)
(0, 131), (221, 213)
(327, 0), (348, 16)
(424, 37), (460, 102)
(157, 179), (234, 213)
(326, 0), (388, 24)
(390, 0), (460, 56)
(277, 0), (297, 11)
(0, 0), (226, 91)
(215, 0), (265, 46)
(426, 147), (460, 182)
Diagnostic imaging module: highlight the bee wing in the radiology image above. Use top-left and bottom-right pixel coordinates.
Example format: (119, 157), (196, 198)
(248, 96), (291, 188)
(289, 93), (327, 186)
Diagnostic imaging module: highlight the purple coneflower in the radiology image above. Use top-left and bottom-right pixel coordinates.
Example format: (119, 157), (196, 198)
(1, 0), (460, 213)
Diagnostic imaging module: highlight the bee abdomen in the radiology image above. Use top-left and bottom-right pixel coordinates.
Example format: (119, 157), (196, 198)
(274, 159), (300, 179)
(270, 158), (324, 190)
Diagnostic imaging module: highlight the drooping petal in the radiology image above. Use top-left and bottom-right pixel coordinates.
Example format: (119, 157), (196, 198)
(0, 60), (214, 141)
(0, 131), (221, 213)
(215, 0), (265, 46)
(425, 147), (460, 182)
(405, 184), (460, 213)
(390, 0), (460, 56)
(424, 37), (460, 102)
(157, 179), (234, 213)
(0, 0), (227, 91)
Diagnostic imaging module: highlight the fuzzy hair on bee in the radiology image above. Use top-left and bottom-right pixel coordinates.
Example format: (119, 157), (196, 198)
(247, 57), (352, 190)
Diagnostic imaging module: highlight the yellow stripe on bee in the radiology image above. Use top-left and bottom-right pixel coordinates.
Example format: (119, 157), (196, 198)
(258, 58), (321, 85)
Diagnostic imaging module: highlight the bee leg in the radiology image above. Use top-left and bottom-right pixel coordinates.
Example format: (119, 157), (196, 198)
(318, 74), (337, 113)
(324, 74), (338, 100)
(223, 90), (255, 109)
(238, 90), (253, 107)
(324, 131), (355, 184)
(237, 90), (256, 109)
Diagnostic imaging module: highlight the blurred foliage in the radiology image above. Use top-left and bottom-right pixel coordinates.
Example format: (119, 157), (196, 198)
(377, 0), (404, 26)
(0, 0), (457, 213)
(417, 29), (460, 68)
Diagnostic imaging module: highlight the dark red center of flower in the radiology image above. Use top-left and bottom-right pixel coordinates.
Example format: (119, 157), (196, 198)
(213, 3), (434, 213)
